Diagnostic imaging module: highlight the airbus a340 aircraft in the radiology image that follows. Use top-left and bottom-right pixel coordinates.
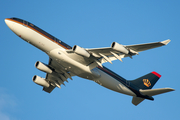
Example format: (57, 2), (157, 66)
(5, 17), (174, 106)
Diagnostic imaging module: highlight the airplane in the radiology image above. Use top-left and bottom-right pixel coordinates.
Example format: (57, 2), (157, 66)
(5, 17), (174, 106)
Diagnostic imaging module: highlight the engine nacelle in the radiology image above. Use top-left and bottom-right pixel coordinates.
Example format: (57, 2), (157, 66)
(35, 61), (52, 74)
(111, 42), (129, 54)
(72, 45), (90, 58)
(32, 75), (49, 88)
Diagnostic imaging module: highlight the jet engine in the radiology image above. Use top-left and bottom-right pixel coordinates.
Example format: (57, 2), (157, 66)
(35, 61), (52, 74)
(72, 45), (90, 58)
(32, 75), (49, 88)
(111, 42), (129, 54)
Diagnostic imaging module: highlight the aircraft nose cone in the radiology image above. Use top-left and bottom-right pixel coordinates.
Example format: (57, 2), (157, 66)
(5, 18), (14, 31)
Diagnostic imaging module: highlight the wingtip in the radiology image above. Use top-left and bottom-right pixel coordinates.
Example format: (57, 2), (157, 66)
(161, 39), (171, 45)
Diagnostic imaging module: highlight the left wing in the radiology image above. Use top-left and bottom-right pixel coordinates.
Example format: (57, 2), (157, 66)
(70, 39), (170, 69)
(125, 39), (171, 52)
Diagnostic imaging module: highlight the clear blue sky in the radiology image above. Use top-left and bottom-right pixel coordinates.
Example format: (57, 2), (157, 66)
(1, 1), (179, 120)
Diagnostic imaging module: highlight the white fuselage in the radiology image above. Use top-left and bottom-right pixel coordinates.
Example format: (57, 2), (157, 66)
(5, 19), (135, 96)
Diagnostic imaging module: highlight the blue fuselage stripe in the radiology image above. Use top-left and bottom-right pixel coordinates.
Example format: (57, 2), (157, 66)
(97, 66), (151, 99)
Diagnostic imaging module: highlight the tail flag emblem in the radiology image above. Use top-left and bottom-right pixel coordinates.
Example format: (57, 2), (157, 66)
(143, 79), (151, 87)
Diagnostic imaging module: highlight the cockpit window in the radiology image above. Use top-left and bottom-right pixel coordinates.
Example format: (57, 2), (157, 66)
(12, 18), (23, 23)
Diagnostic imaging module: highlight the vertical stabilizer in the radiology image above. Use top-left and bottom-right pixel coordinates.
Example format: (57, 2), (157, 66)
(130, 71), (161, 89)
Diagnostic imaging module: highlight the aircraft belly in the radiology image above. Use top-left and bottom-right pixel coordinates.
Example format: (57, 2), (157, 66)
(66, 53), (95, 66)
(48, 49), (99, 80)
(94, 69), (135, 96)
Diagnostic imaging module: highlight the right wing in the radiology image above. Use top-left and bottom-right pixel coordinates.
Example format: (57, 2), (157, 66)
(42, 58), (74, 93)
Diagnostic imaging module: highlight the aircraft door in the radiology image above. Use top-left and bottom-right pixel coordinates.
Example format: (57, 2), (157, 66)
(23, 20), (28, 27)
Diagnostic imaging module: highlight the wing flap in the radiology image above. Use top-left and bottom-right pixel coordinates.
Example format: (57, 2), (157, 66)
(43, 85), (55, 93)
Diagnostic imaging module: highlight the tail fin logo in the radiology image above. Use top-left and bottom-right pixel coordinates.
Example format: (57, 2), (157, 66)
(143, 79), (151, 87)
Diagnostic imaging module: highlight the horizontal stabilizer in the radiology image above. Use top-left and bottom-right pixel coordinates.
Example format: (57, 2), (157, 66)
(140, 88), (175, 96)
(132, 96), (145, 106)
